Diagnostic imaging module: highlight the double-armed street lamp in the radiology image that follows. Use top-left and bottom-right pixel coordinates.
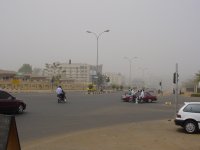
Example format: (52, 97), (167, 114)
(86, 30), (110, 74)
(124, 56), (138, 87)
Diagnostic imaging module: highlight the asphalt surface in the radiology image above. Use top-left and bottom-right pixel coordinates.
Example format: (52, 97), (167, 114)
(11, 91), (199, 144)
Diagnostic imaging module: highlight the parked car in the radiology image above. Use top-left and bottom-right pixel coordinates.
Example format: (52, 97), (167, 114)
(175, 102), (200, 134)
(0, 90), (26, 114)
(132, 91), (157, 103)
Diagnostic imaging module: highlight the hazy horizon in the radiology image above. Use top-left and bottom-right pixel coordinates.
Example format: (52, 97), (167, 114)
(1, 0), (200, 86)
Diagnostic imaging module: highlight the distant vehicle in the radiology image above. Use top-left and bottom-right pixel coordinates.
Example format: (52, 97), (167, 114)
(0, 90), (26, 114)
(121, 93), (133, 102)
(133, 91), (157, 103)
(175, 102), (200, 134)
(121, 91), (157, 103)
(57, 94), (68, 103)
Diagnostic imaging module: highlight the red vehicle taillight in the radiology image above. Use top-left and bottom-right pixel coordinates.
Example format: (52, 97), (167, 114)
(176, 114), (181, 118)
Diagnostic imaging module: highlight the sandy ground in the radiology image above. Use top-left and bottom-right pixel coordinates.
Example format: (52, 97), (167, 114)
(21, 120), (200, 150)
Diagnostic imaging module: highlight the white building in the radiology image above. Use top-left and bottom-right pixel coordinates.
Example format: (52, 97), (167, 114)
(43, 61), (102, 83)
(104, 72), (125, 86)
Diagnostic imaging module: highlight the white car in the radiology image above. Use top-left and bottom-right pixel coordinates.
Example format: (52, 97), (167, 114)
(175, 102), (200, 134)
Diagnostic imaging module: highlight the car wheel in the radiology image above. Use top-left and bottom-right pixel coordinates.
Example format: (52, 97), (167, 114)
(184, 120), (198, 134)
(18, 105), (24, 113)
(148, 99), (152, 103)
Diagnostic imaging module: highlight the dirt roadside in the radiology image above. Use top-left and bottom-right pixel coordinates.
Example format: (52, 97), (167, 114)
(22, 120), (200, 150)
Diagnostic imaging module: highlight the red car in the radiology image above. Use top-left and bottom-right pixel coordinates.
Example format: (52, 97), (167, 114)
(0, 90), (26, 114)
(122, 91), (157, 103)
(133, 91), (157, 103)
(121, 93), (133, 102)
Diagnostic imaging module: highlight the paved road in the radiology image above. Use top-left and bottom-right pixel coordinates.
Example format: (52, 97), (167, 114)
(12, 92), (199, 144)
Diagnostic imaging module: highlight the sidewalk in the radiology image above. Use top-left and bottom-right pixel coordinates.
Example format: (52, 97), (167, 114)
(22, 120), (200, 150)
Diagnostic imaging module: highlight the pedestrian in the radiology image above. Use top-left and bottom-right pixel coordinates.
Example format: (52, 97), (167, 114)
(128, 88), (132, 95)
(139, 89), (145, 100)
(131, 89), (135, 95)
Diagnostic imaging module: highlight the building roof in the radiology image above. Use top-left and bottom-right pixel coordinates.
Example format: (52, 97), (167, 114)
(0, 69), (16, 75)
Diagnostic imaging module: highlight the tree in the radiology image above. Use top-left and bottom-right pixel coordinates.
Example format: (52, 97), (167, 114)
(116, 85), (119, 90)
(106, 76), (110, 82)
(18, 64), (32, 74)
(55, 74), (61, 81)
(32, 68), (43, 76)
(88, 84), (94, 90)
(96, 73), (104, 86)
(96, 74), (111, 88)
(44, 62), (62, 77)
(112, 84), (116, 90)
(120, 85), (124, 90)
(195, 71), (200, 83)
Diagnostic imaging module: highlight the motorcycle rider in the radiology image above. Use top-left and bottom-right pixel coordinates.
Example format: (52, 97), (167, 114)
(56, 86), (66, 101)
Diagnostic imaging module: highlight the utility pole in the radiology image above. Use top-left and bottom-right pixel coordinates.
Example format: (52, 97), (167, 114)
(159, 81), (163, 96)
(124, 56), (138, 87)
(174, 63), (179, 116)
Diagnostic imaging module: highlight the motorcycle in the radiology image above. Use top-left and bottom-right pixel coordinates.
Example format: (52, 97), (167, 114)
(57, 94), (68, 103)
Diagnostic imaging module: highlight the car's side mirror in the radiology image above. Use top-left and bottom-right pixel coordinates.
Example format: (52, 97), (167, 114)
(12, 96), (16, 100)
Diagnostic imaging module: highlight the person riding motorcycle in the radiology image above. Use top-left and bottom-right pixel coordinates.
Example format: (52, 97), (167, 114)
(56, 86), (66, 101)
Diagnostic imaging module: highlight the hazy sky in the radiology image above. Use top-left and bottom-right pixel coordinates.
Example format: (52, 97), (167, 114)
(1, 0), (200, 84)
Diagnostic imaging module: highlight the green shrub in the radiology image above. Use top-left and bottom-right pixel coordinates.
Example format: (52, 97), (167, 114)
(191, 93), (200, 97)
(88, 84), (93, 89)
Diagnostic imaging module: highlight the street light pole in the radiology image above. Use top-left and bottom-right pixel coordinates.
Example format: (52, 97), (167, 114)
(124, 56), (138, 87)
(175, 63), (179, 116)
(138, 67), (148, 88)
(97, 36), (99, 73)
(86, 30), (110, 74)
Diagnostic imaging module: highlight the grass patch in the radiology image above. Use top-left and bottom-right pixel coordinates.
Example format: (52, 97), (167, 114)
(191, 93), (200, 97)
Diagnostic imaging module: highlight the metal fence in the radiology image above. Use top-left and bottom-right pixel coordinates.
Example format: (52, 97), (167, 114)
(0, 80), (88, 91)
